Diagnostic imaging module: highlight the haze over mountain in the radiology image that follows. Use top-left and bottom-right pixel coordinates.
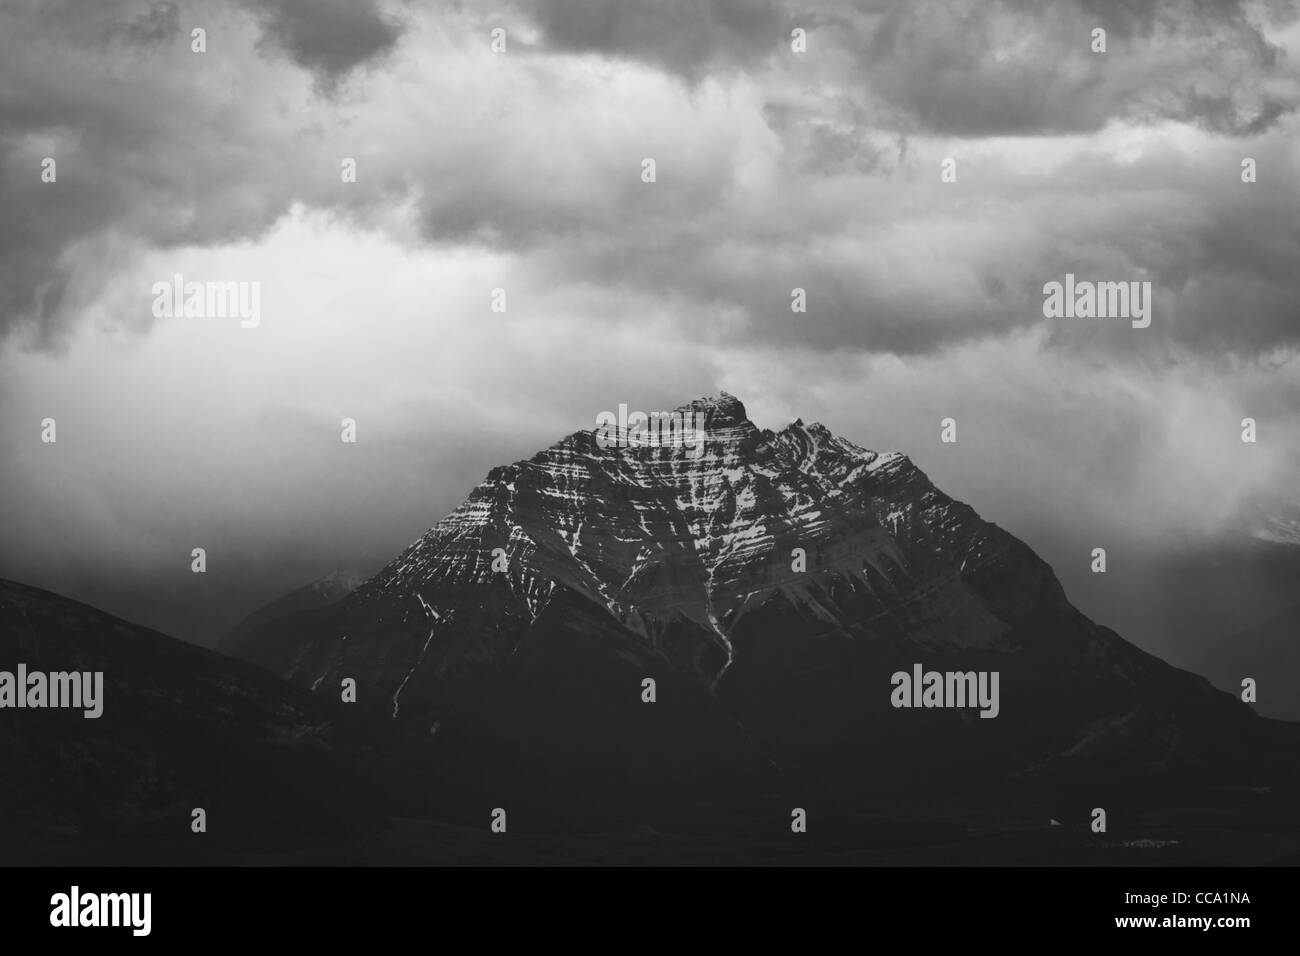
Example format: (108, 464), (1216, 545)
(1191, 602), (1300, 722)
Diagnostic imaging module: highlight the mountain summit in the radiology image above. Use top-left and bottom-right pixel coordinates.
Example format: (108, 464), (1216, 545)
(227, 395), (1292, 817)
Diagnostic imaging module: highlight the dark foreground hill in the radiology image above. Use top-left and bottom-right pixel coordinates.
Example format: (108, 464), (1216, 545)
(0, 578), (393, 864)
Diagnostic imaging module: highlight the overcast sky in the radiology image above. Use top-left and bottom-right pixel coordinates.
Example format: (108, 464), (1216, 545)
(2, 0), (1299, 651)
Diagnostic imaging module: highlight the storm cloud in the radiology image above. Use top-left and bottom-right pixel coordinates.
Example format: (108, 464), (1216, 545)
(241, 0), (405, 88)
(1, 0), (1297, 359)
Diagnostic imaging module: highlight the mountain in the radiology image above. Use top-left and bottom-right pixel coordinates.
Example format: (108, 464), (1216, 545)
(1079, 496), (1300, 693)
(219, 568), (364, 654)
(0, 577), (394, 864)
(227, 394), (1299, 820)
(1191, 603), (1300, 722)
(1178, 494), (1300, 720)
(1243, 492), (1300, 547)
(1074, 533), (1300, 680)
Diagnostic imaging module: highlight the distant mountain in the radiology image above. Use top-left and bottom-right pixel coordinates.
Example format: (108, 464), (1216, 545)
(228, 394), (1298, 815)
(0, 577), (391, 864)
(1098, 500), (1300, 677)
(219, 569), (364, 654)
(1242, 492), (1300, 547)
(1192, 603), (1300, 722)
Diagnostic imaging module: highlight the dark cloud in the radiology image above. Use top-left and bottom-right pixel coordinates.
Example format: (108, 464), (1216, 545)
(0, 0), (407, 348)
(242, 0), (404, 89)
(401, 121), (1300, 362)
(845, 0), (1298, 137)
(1026, 136), (1300, 364)
(112, 1), (181, 48)
(1, 0), (1298, 365)
(516, 0), (1297, 137)
(520, 0), (789, 82)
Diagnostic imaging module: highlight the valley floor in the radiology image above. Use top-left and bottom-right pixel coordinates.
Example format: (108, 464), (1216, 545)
(206, 806), (1300, 867)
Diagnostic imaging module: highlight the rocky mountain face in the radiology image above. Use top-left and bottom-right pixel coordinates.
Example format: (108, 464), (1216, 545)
(226, 395), (1297, 820)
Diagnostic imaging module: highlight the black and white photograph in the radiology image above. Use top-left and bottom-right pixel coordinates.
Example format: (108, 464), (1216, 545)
(1, 0), (1297, 939)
